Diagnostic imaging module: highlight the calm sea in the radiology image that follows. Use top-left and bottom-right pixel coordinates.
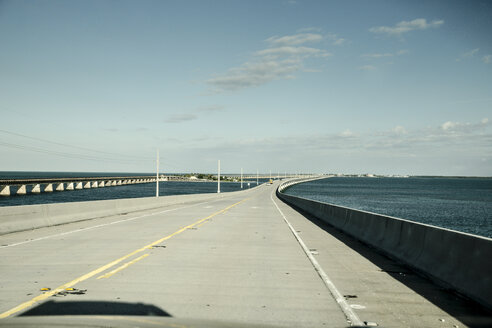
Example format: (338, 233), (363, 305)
(0, 172), (266, 207)
(283, 177), (492, 239)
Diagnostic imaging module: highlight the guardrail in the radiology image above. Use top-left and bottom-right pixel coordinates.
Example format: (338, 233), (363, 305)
(276, 179), (492, 311)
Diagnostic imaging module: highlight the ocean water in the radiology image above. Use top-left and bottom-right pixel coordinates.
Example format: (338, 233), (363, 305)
(0, 172), (266, 207)
(283, 177), (492, 239)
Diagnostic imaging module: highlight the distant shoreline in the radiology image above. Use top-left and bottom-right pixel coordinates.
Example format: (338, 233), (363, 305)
(0, 171), (490, 179)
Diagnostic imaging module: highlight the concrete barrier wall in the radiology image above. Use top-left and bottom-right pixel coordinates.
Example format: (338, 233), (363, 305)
(0, 185), (257, 236)
(277, 176), (327, 193)
(277, 183), (492, 310)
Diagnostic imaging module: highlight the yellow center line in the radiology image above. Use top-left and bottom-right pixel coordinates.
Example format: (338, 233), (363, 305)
(196, 221), (208, 228)
(0, 197), (249, 319)
(97, 253), (150, 279)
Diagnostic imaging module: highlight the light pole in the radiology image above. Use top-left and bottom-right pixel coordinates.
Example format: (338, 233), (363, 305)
(217, 160), (221, 193)
(156, 149), (159, 198)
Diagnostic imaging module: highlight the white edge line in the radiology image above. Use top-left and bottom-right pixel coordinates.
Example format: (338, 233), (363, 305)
(271, 190), (364, 327)
(0, 199), (220, 249)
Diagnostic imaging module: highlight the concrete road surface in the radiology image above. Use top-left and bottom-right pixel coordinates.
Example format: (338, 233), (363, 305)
(1, 182), (491, 327)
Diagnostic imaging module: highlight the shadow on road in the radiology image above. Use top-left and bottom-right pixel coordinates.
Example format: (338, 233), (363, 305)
(283, 202), (492, 328)
(19, 300), (171, 317)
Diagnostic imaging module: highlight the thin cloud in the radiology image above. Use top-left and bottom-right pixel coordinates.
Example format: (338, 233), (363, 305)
(326, 33), (347, 46)
(440, 118), (489, 133)
(359, 65), (376, 71)
(441, 121), (458, 131)
(463, 48), (480, 58)
(456, 49), (492, 64)
(339, 129), (356, 137)
(456, 48), (480, 62)
(361, 53), (394, 59)
(165, 105), (226, 123)
(207, 31), (331, 92)
(207, 59), (301, 92)
(332, 38), (346, 46)
(303, 68), (322, 73)
(361, 50), (408, 59)
(369, 18), (444, 36)
(392, 126), (408, 135)
(266, 33), (323, 46)
(190, 118), (491, 156)
(181, 119), (491, 176)
(297, 27), (322, 33)
(164, 113), (197, 123)
(256, 46), (331, 58)
(198, 105), (225, 112)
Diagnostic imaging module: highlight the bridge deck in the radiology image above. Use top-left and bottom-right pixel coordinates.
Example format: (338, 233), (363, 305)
(0, 182), (490, 327)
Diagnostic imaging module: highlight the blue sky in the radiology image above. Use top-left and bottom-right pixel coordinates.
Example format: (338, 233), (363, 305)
(1, 0), (491, 176)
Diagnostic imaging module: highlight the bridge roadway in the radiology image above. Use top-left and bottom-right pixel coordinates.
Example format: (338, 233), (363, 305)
(0, 181), (491, 327)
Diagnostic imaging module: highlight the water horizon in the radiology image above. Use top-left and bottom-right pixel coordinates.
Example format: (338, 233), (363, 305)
(0, 171), (268, 207)
(284, 176), (492, 239)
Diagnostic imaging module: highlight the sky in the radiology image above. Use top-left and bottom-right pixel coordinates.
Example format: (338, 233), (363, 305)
(0, 0), (491, 176)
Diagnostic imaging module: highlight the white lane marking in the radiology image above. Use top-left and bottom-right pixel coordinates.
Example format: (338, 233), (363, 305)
(270, 190), (364, 327)
(0, 199), (222, 249)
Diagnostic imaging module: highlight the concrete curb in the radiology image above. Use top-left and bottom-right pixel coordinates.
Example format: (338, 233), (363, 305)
(277, 180), (492, 311)
(0, 185), (258, 236)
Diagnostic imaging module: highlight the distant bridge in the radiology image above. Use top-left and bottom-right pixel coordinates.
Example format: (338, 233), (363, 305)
(0, 174), (312, 197)
(0, 175), (172, 197)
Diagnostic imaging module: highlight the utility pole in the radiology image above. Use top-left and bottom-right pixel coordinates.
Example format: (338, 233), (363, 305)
(217, 160), (221, 193)
(241, 167), (243, 189)
(156, 149), (159, 198)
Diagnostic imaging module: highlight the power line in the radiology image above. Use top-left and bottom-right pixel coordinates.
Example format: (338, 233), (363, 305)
(0, 141), (147, 165)
(0, 129), (197, 171)
(0, 129), (153, 161)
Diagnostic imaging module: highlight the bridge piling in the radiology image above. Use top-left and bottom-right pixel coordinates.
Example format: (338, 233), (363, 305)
(32, 184), (41, 193)
(0, 186), (10, 196)
(0, 175), (169, 199)
(16, 185), (27, 195)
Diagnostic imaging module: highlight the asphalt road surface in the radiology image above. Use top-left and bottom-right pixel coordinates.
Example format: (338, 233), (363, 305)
(1, 182), (491, 327)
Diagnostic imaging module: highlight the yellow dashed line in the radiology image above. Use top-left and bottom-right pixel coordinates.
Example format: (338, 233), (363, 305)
(0, 197), (248, 319)
(96, 253), (150, 279)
